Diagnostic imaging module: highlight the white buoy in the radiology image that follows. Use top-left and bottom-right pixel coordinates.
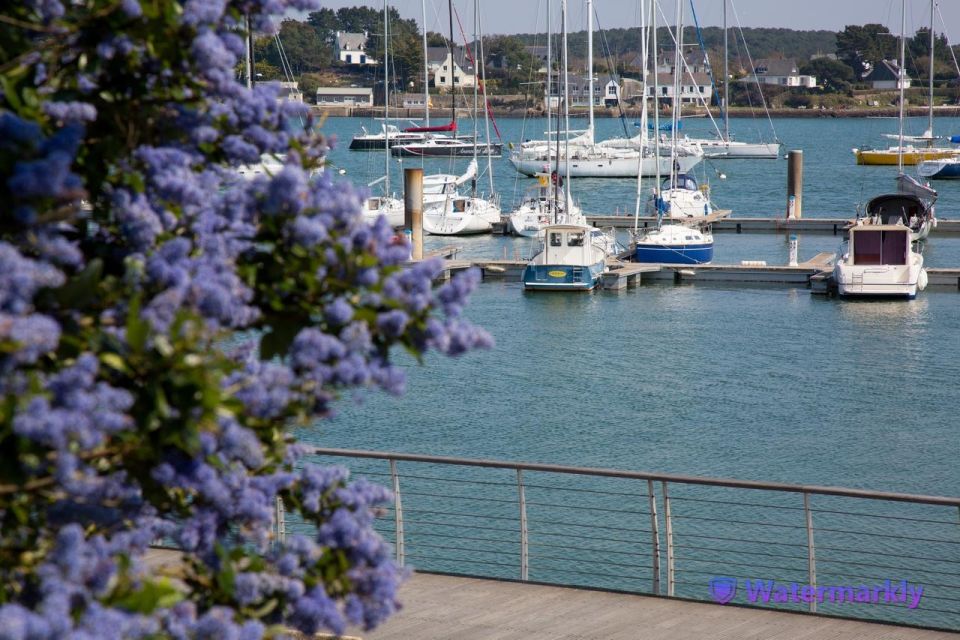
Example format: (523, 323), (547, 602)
(788, 234), (799, 266)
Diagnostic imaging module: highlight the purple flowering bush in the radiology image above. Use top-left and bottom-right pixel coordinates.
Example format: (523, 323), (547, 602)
(0, 1), (491, 638)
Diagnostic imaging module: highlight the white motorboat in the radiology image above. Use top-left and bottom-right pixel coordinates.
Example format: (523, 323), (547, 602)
(523, 223), (609, 291)
(833, 218), (927, 299)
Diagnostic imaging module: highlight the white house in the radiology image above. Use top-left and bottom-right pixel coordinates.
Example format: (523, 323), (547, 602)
(748, 58), (816, 88)
(335, 32), (375, 66)
(426, 46), (476, 89)
(643, 72), (713, 105)
(315, 87), (373, 107)
(864, 60), (911, 90)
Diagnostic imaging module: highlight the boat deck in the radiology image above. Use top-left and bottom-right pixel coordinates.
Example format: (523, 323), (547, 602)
(358, 573), (959, 640)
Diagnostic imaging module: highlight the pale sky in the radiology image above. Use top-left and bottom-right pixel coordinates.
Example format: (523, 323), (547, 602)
(313, 0), (960, 45)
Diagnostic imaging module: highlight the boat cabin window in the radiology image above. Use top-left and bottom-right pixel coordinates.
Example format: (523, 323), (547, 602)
(550, 232), (563, 247)
(453, 199), (466, 212)
(367, 198), (380, 209)
(567, 232), (584, 247)
(853, 229), (908, 265)
(866, 195), (925, 225)
(662, 174), (698, 191)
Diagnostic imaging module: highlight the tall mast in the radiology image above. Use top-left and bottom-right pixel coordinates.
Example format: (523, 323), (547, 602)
(472, 0), (479, 196)
(927, 0), (935, 138)
(546, 0), (552, 168)
(633, 0), (651, 233)
(384, 0), (390, 194)
(587, 0), (594, 144)
(562, 0), (571, 202)
(669, 0), (683, 184)
(897, 0), (906, 175)
(723, 0), (729, 142)
(421, 0), (429, 126)
(477, 3), (495, 194)
(245, 14), (253, 89)
(448, 0), (456, 125)
(652, 0), (661, 191)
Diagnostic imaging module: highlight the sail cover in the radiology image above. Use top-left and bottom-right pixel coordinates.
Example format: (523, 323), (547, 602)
(404, 120), (457, 133)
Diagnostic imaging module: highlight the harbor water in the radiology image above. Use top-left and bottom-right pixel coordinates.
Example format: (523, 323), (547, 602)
(298, 115), (960, 628)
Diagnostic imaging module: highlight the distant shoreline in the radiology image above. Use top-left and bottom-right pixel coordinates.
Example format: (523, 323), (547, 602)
(311, 106), (960, 120)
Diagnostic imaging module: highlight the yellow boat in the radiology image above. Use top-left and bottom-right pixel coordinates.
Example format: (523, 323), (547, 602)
(853, 147), (960, 166)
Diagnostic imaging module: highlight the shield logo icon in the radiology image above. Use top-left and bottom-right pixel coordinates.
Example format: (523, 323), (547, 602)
(709, 577), (738, 604)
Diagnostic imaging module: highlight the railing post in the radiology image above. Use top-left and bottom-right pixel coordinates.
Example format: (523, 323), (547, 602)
(803, 492), (817, 613)
(648, 479), (661, 595)
(275, 496), (286, 546)
(517, 469), (529, 581)
(661, 481), (674, 597)
(390, 459), (405, 567)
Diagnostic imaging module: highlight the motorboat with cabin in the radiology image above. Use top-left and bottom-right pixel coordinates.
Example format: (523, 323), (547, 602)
(833, 213), (927, 299)
(863, 188), (936, 243)
(522, 223), (610, 291)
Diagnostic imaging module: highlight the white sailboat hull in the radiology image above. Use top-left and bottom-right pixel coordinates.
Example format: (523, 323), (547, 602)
(362, 197), (405, 228)
(509, 152), (701, 178)
(423, 198), (500, 236)
(692, 139), (781, 159)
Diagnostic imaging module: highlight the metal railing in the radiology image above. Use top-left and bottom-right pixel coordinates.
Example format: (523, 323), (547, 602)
(291, 447), (960, 630)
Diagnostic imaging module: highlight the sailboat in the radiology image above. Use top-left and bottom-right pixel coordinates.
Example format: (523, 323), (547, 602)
(523, 0), (617, 291)
(632, 0), (713, 265)
(853, 0), (958, 166)
(361, 0), (404, 228)
(509, 0), (703, 179)
(679, 0), (780, 159)
(422, 0), (502, 236)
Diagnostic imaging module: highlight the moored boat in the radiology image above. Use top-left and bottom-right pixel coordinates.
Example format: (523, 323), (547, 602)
(833, 218), (926, 299)
(634, 224), (713, 264)
(522, 223), (608, 291)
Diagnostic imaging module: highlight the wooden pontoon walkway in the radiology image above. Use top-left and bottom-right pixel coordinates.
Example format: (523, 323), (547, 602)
(359, 573), (958, 640)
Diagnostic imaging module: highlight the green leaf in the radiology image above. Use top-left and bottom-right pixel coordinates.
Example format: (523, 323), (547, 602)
(126, 296), (147, 354)
(99, 352), (128, 374)
(112, 578), (183, 614)
(52, 258), (103, 308)
(260, 314), (305, 360)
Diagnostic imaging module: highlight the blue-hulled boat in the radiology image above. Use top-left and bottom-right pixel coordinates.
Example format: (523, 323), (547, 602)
(918, 157), (960, 180)
(634, 224), (713, 264)
(523, 224), (609, 291)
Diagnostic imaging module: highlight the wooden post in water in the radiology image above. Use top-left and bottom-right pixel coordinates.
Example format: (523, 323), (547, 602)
(404, 168), (423, 261)
(786, 150), (803, 219)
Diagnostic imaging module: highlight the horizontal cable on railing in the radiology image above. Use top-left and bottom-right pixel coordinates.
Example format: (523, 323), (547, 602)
(672, 531), (809, 548)
(810, 507), (960, 526)
(528, 519), (652, 534)
(533, 565), (650, 582)
(400, 489), (518, 504)
(671, 514), (806, 529)
(815, 544), (960, 565)
(523, 482), (648, 499)
(672, 542), (808, 563)
(528, 540), (651, 558)
(815, 571), (960, 593)
(817, 556), (960, 579)
(525, 500), (650, 516)
(409, 541), (521, 556)
(402, 508), (518, 522)
(670, 495), (805, 511)
(404, 518), (519, 534)
(405, 553), (518, 570)
(671, 555), (808, 576)
(528, 552), (649, 571)
(404, 530), (518, 546)
(386, 473), (516, 487)
(813, 526), (960, 545)
(673, 567), (806, 580)
(530, 530), (652, 546)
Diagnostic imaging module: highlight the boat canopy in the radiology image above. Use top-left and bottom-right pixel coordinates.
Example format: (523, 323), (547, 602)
(662, 174), (699, 191)
(404, 120), (456, 133)
(951, 135), (960, 144)
(866, 193), (931, 225)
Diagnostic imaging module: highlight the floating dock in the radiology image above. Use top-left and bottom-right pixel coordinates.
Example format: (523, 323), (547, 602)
(492, 216), (960, 236)
(438, 256), (960, 293)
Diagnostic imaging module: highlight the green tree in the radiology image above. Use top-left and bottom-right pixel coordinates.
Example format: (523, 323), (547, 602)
(484, 35), (541, 92)
(836, 23), (897, 79)
(800, 58), (855, 93)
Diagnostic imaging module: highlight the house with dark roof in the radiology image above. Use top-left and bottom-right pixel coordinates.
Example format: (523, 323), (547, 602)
(864, 60), (911, 90)
(335, 31), (375, 65)
(427, 46), (476, 89)
(748, 58), (815, 88)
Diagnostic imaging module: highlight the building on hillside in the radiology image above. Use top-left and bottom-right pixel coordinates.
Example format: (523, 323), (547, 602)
(427, 46), (476, 89)
(654, 50), (711, 75)
(525, 45), (550, 73)
(335, 32), (375, 65)
(315, 87), (373, 107)
(277, 81), (302, 103)
(644, 72), (713, 105)
(399, 93), (432, 109)
(747, 58), (816, 88)
(864, 60), (911, 90)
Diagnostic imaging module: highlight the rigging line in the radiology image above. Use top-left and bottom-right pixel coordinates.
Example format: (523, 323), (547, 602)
(935, 3), (960, 78)
(726, 19), (760, 140)
(729, 0), (778, 143)
(687, 0), (724, 140)
(451, 3), (503, 142)
(592, 8), (630, 138)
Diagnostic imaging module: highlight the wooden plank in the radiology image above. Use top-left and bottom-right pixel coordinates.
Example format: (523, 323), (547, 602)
(358, 573), (960, 640)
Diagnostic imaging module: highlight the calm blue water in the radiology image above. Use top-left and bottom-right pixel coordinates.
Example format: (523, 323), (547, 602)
(299, 116), (960, 628)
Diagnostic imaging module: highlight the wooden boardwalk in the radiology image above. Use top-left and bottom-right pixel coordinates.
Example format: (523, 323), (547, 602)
(359, 573), (958, 640)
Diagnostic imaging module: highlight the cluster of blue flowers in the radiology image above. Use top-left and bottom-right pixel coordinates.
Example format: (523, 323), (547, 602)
(0, 0), (491, 638)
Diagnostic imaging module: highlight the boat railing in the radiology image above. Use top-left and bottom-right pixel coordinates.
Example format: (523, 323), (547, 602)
(287, 447), (960, 632)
